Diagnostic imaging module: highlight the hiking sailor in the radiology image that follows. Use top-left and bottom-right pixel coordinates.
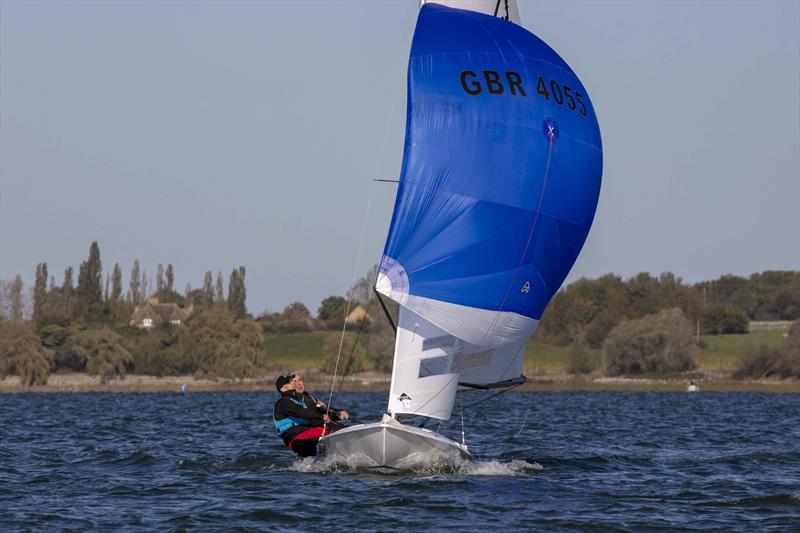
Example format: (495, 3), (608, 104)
(273, 373), (350, 457)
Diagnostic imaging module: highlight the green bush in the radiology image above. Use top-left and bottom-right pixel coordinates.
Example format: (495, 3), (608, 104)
(735, 323), (800, 379)
(70, 328), (133, 383)
(322, 332), (366, 375)
(702, 304), (749, 334)
(567, 341), (594, 375)
(182, 307), (265, 378)
(603, 308), (695, 376)
(0, 321), (54, 385)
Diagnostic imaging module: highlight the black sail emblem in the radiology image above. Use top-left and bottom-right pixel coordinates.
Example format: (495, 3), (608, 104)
(398, 393), (412, 408)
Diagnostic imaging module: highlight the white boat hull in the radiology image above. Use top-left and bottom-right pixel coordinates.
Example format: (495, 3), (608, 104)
(318, 414), (470, 470)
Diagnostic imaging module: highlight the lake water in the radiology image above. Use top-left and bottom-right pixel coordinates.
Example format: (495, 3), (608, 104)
(1, 391), (798, 531)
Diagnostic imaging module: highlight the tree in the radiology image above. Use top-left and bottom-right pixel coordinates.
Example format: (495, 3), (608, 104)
(69, 328), (133, 383)
(567, 341), (594, 375)
(349, 264), (378, 305)
(141, 268), (149, 302)
(322, 331), (366, 374)
(215, 272), (225, 304)
(202, 271), (214, 305)
(778, 322), (800, 378)
(61, 267), (75, 320)
(603, 308), (695, 376)
(178, 307), (264, 378)
(111, 263), (123, 302)
(228, 266), (247, 318)
(166, 264), (174, 292)
(33, 262), (48, 324)
(702, 304), (749, 335)
(0, 321), (53, 386)
(76, 241), (103, 320)
(150, 288), (184, 305)
(318, 296), (348, 321)
(10, 274), (24, 321)
(130, 260), (141, 305)
(156, 264), (165, 292)
(283, 301), (310, 319)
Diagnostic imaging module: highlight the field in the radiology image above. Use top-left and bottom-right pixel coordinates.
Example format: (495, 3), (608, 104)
(263, 328), (792, 378)
(3, 329), (794, 394)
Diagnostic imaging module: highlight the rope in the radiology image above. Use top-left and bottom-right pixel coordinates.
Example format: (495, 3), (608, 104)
(330, 298), (375, 408)
(514, 348), (535, 439)
(326, 183), (374, 415)
(459, 387), (466, 447)
(326, 115), (394, 413)
(461, 381), (525, 411)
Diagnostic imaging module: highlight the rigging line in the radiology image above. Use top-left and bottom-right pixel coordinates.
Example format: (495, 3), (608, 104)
(462, 381), (525, 411)
(326, 113), (395, 412)
(330, 298), (375, 407)
(479, 132), (555, 349)
(514, 348), (534, 439)
(326, 184), (375, 413)
(374, 288), (396, 333)
(459, 386), (466, 447)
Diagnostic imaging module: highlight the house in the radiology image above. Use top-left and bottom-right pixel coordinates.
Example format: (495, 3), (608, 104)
(130, 297), (193, 329)
(345, 304), (372, 326)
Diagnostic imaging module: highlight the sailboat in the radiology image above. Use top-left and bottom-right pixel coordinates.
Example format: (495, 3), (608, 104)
(318, 0), (603, 470)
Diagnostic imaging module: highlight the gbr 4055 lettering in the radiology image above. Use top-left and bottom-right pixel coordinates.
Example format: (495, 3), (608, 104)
(459, 70), (588, 117)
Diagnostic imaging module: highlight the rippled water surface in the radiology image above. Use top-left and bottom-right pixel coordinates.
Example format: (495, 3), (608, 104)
(1, 391), (798, 531)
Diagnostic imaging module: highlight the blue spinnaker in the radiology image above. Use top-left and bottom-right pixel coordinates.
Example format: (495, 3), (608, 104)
(380, 3), (602, 322)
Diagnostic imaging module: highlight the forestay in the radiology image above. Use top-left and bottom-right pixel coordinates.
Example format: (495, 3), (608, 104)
(378, 3), (603, 420)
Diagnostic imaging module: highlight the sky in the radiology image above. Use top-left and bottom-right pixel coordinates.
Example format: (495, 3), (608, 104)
(1, 0), (798, 316)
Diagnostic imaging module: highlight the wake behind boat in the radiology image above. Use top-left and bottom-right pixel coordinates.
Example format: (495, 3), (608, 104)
(319, 0), (602, 470)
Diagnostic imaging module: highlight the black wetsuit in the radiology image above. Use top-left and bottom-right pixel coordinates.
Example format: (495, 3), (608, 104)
(273, 391), (345, 457)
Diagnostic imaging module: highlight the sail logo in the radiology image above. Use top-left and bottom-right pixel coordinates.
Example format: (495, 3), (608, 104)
(398, 393), (412, 409)
(459, 70), (589, 117)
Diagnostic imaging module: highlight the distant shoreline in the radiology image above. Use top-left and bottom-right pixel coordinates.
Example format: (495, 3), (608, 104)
(1, 373), (797, 394)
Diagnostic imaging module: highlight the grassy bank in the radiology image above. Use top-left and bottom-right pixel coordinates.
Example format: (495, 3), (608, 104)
(2, 329), (796, 393)
(263, 329), (792, 377)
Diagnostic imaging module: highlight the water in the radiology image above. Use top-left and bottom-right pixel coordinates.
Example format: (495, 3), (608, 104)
(1, 391), (798, 531)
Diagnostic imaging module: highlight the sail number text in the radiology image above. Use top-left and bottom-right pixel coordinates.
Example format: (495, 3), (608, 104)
(459, 70), (588, 117)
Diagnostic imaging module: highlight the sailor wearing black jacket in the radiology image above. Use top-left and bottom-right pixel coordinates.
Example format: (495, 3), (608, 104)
(273, 373), (349, 457)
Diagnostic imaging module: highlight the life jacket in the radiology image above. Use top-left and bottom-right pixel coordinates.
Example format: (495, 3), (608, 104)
(274, 395), (311, 435)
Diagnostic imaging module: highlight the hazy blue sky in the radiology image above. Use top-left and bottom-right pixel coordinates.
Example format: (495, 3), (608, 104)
(2, 0), (798, 315)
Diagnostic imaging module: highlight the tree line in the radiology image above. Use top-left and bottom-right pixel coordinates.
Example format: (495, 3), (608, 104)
(537, 271), (798, 348)
(0, 242), (254, 384)
(1, 243), (797, 386)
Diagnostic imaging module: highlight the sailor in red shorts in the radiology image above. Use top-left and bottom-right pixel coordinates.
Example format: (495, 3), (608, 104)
(273, 373), (350, 457)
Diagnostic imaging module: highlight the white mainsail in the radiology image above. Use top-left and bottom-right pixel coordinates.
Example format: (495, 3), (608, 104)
(420, 0), (521, 24)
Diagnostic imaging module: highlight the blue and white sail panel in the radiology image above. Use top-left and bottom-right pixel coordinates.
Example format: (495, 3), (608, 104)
(386, 305), (529, 420)
(379, 3), (602, 352)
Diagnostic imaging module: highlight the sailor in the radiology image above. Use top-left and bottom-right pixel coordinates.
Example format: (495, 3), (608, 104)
(273, 373), (350, 457)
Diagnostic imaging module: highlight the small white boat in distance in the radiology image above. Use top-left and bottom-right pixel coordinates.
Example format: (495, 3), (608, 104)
(318, 414), (469, 470)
